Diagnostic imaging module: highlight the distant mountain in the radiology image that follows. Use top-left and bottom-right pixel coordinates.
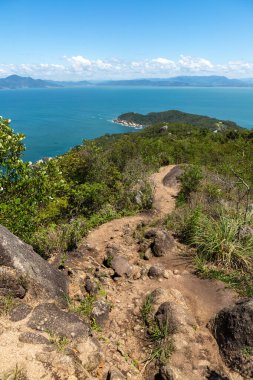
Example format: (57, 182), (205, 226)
(114, 110), (241, 131)
(101, 75), (253, 87)
(1, 75), (252, 89)
(0, 75), (92, 89)
(51, 80), (92, 87)
(0, 75), (63, 89)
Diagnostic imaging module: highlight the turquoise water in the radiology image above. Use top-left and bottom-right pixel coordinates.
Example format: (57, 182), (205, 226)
(0, 86), (253, 162)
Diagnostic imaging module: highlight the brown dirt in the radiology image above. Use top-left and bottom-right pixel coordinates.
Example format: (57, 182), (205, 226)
(74, 165), (240, 379)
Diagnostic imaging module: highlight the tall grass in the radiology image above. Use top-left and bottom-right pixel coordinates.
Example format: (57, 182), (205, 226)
(189, 211), (253, 270)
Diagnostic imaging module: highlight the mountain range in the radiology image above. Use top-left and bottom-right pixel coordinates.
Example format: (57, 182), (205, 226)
(0, 74), (253, 89)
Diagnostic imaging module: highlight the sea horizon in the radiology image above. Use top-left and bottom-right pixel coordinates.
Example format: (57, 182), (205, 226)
(1, 86), (253, 162)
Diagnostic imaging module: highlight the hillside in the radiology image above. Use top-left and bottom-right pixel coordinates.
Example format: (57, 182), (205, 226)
(114, 109), (241, 130)
(0, 114), (253, 379)
(0, 75), (91, 89)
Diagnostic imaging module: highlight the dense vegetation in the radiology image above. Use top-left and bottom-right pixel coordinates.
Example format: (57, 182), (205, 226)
(0, 114), (253, 294)
(116, 110), (241, 130)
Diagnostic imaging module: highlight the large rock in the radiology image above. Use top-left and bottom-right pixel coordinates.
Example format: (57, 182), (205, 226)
(110, 256), (132, 277)
(162, 166), (183, 187)
(210, 298), (253, 376)
(151, 230), (175, 257)
(0, 225), (67, 303)
(27, 303), (90, 339)
(0, 266), (27, 298)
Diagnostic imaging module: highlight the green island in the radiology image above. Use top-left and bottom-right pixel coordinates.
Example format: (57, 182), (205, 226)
(114, 109), (241, 130)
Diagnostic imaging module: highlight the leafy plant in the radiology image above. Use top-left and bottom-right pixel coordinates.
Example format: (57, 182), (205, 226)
(47, 331), (70, 352)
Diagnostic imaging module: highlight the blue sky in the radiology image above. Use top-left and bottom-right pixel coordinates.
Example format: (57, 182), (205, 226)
(0, 0), (253, 79)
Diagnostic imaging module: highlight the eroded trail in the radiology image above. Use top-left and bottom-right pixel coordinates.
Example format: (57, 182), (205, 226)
(74, 165), (240, 380)
(0, 165), (241, 380)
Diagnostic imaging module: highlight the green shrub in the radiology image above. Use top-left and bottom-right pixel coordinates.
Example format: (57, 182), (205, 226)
(192, 213), (253, 270)
(180, 165), (203, 198)
(30, 217), (87, 258)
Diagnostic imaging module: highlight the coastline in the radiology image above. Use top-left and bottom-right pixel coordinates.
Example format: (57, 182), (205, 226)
(112, 118), (144, 129)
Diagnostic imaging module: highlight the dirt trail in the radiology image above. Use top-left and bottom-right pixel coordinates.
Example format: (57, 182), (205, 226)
(75, 165), (240, 379)
(0, 164), (242, 380)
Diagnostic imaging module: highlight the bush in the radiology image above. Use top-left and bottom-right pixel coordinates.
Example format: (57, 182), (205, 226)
(180, 165), (203, 198)
(30, 217), (87, 258)
(192, 212), (253, 270)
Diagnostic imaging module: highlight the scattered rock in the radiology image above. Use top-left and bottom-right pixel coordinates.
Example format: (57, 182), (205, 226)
(143, 248), (153, 260)
(158, 366), (175, 380)
(206, 369), (229, 380)
(155, 302), (178, 334)
(19, 332), (50, 345)
(91, 300), (110, 326)
(85, 276), (99, 295)
(27, 303), (90, 339)
(76, 337), (104, 372)
(144, 229), (157, 239)
(151, 230), (175, 257)
(107, 368), (126, 379)
(163, 270), (173, 279)
(210, 298), (253, 375)
(10, 303), (32, 322)
(148, 265), (164, 279)
(110, 256), (132, 277)
(162, 165), (183, 187)
(0, 225), (67, 304)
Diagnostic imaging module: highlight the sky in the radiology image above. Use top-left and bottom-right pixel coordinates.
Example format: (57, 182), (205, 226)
(0, 0), (253, 80)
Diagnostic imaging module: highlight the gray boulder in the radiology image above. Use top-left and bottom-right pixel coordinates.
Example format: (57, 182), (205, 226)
(0, 225), (67, 304)
(0, 266), (27, 298)
(91, 300), (110, 327)
(110, 256), (132, 277)
(19, 332), (50, 345)
(27, 303), (90, 339)
(152, 230), (175, 257)
(210, 298), (253, 376)
(148, 265), (164, 278)
(10, 303), (32, 322)
(162, 165), (183, 187)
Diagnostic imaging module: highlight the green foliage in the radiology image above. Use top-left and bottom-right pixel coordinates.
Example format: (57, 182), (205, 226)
(140, 294), (153, 324)
(2, 365), (26, 380)
(47, 332), (70, 352)
(140, 294), (174, 365)
(192, 212), (253, 270)
(117, 110), (240, 131)
(30, 217), (87, 258)
(0, 295), (16, 316)
(1, 113), (253, 263)
(177, 165), (203, 204)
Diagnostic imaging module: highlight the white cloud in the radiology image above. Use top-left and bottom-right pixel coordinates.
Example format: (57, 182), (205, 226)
(1, 55), (253, 80)
(178, 55), (214, 71)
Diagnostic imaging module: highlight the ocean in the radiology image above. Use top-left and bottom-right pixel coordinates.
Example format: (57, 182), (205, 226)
(0, 86), (253, 162)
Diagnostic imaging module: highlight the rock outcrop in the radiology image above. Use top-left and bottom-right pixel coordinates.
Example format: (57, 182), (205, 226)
(0, 225), (67, 303)
(211, 298), (253, 377)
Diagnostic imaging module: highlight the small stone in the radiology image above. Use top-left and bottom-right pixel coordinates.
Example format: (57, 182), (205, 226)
(19, 332), (50, 345)
(10, 303), (32, 322)
(148, 265), (164, 278)
(91, 300), (110, 327)
(143, 248), (152, 260)
(144, 230), (157, 239)
(163, 270), (172, 279)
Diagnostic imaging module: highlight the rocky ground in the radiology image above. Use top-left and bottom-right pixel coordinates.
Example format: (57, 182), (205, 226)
(0, 165), (252, 380)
